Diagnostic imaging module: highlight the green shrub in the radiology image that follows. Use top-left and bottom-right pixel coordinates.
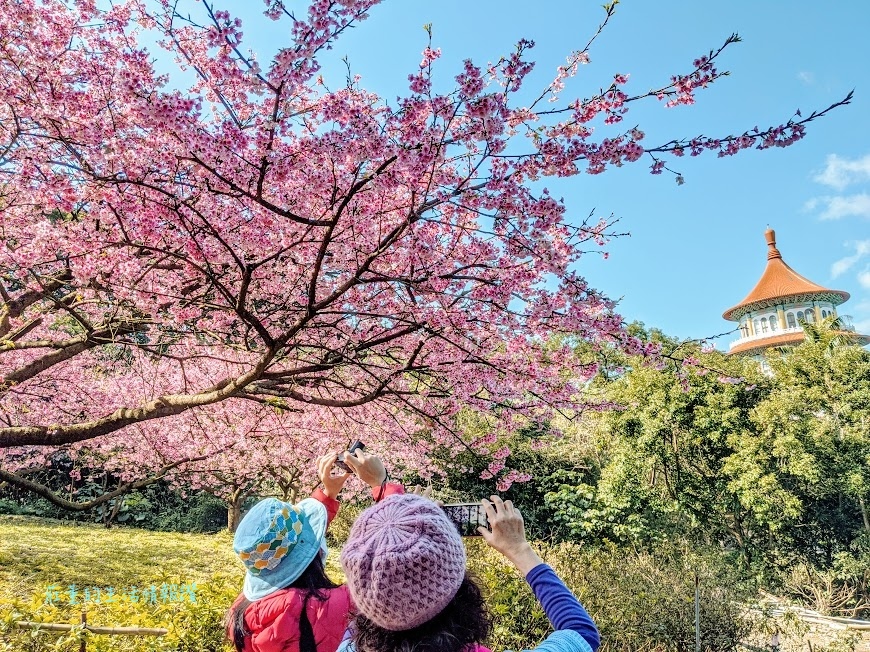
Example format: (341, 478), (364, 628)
(147, 493), (228, 533)
(324, 502), (362, 554)
(0, 461), (230, 533)
(467, 540), (752, 652)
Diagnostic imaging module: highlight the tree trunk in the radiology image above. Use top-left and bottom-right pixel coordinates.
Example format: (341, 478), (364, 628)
(228, 496), (243, 533)
(859, 495), (870, 533)
(104, 497), (123, 528)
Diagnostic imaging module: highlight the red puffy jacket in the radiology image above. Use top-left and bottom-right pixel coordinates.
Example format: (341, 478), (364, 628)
(233, 584), (353, 652)
(231, 484), (404, 652)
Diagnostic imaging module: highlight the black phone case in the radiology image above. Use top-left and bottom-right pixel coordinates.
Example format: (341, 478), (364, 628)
(335, 441), (365, 472)
(442, 503), (489, 536)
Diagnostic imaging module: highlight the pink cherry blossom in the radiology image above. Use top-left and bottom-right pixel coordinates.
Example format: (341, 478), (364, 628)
(0, 0), (845, 498)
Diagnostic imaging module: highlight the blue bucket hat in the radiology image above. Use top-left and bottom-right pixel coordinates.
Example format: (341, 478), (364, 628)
(233, 497), (328, 601)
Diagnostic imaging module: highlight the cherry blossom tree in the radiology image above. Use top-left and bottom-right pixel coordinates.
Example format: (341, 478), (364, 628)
(0, 0), (848, 502)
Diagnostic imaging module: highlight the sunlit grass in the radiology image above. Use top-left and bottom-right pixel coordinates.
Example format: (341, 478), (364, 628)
(0, 515), (352, 651)
(0, 516), (244, 651)
(0, 515), (241, 601)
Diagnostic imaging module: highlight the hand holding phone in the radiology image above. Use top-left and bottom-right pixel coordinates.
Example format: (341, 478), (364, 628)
(479, 495), (542, 575)
(338, 443), (390, 489)
(442, 502), (490, 537)
(335, 440), (365, 472)
(317, 452), (350, 499)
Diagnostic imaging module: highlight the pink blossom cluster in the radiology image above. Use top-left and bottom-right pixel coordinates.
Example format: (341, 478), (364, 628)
(660, 54), (718, 108)
(496, 469), (533, 492)
(546, 44), (591, 104)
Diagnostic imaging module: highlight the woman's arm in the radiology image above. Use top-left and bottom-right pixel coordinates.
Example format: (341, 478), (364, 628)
(371, 481), (404, 502)
(311, 487), (340, 524)
(313, 450), (404, 524)
(343, 450), (404, 502)
(525, 564), (599, 650)
(479, 496), (600, 652)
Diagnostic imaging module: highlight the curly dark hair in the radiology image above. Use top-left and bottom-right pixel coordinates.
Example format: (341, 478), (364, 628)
(352, 574), (492, 652)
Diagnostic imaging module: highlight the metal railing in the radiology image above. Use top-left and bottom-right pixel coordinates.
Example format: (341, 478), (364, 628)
(729, 315), (859, 350)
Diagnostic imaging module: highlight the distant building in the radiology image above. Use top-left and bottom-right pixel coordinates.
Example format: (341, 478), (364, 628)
(723, 228), (869, 359)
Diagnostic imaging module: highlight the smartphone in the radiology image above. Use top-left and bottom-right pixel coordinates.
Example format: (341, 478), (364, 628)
(442, 502), (489, 537)
(335, 440), (365, 472)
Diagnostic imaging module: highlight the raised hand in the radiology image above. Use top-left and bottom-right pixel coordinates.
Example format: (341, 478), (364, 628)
(317, 452), (349, 499)
(479, 495), (543, 575)
(342, 449), (387, 489)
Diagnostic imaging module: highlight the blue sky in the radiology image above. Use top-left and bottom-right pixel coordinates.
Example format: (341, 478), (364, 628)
(218, 0), (870, 349)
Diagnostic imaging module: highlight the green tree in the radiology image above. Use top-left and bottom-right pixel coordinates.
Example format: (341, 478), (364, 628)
(543, 326), (771, 557)
(728, 322), (870, 566)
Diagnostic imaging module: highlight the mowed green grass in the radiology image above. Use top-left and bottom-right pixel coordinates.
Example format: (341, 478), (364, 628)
(0, 515), (350, 651)
(0, 516), (251, 651)
(0, 515), (242, 602)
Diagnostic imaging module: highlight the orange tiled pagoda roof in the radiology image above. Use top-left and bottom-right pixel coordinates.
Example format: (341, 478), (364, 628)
(722, 229), (849, 321)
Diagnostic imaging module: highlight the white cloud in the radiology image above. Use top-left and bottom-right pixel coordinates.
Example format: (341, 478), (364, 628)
(797, 71), (814, 85)
(851, 316), (870, 336)
(809, 193), (870, 220)
(845, 292), (870, 340)
(831, 240), (870, 278)
(813, 153), (870, 191)
(832, 254), (861, 278)
(859, 268), (870, 290)
(807, 154), (870, 225)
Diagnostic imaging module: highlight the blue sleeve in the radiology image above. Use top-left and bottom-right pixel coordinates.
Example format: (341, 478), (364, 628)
(525, 630), (593, 652)
(525, 564), (600, 651)
(336, 639), (354, 652)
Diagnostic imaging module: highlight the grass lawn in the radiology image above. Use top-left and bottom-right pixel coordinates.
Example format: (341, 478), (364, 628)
(0, 515), (350, 651)
(0, 515), (241, 601)
(0, 516), (245, 651)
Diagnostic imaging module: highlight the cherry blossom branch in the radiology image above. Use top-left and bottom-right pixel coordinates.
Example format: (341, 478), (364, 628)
(0, 351), (276, 447)
(0, 452), (213, 511)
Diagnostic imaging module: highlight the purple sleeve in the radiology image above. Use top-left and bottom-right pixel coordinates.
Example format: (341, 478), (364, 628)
(525, 563), (600, 652)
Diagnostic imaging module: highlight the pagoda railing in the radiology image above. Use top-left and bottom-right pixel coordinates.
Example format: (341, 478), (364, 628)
(728, 315), (857, 351)
(729, 327), (804, 350)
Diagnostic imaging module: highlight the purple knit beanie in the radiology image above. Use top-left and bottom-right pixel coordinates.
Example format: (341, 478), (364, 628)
(340, 494), (467, 631)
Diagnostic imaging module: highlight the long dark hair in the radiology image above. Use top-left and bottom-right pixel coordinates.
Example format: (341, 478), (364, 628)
(352, 574), (492, 652)
(227, 553), (339, 652)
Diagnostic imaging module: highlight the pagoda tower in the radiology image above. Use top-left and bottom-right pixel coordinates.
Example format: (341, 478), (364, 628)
(723, 228), (870, 357)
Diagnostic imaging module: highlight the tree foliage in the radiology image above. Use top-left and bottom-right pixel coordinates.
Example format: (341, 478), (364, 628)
(546, 322), (870, 586)
(543, 327), (770, 553)
(730, 322), (870, 565)
(0, 0), (845, 503)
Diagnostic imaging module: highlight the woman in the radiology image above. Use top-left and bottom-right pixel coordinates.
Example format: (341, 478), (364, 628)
(338, 494), (600, 652)
(227, 449), (403, 652)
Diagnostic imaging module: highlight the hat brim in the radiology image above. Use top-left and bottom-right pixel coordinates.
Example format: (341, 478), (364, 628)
(243, 498), (328, 601)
